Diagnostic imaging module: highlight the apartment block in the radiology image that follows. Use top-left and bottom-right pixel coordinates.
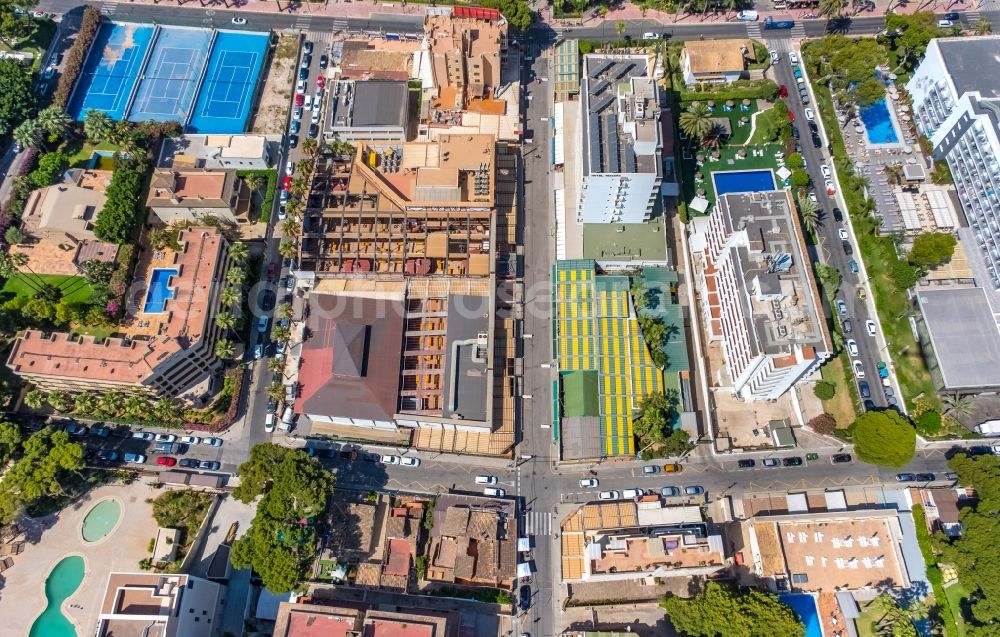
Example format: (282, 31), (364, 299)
(579, 54), (663, 225)
(95, 573), (223, 637)
(8, 227), (230, 399)
(907, 36), (1000, 288)
(689, 191), (831, 401)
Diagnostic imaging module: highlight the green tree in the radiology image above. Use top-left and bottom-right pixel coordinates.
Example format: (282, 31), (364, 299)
(31, 151), (69, 188)
(850, 410), (916, 468)
(301, 137), (318, 157)
(813, 380), (836, 401)
(661, 582), (805, 637)
(220, 286), (239, 308)
(909, 232), (957, 270)
(943, 392), (974, 418)
(280, 219), (300, 237)
(266, 382), (285, 404)
(35, 105), (72, 139)
(679, 103), (713, 140)
(633, 390), (681, 447)
(0, 426), (84, 523)
(4, 225), (25, 245)
(798, 196), (823, 234)
(0, 8), (35, 49)
(215, 311), (237, 333)
(73, 392), (98, 415)
(853, 78), (886, 107)
(22, 390), (44, 411)
(0, 250), (25, 278)
(267, 357), (285, 375)
(230, 444), (335, 592)
(83, 109), (113, 143)
(93, 158), (145, 244)
(12, 118), (40, 150)
(277, 302), (293, 320)
(214, 338), (235, 360)
(813, 262), (842, 299)
(786, 153), (804, 169)
(0, 421), (22, 466)
(278, 240), (297, 260)
(819, 0), (848, 18)
(228, 241), (249, 265)
(973, 18), (993, 35)
(890, 260), (920, 290)
(0, 58), (35, 136)
(226, 266), (246, 287)
(790, 169), (811, 188)
(271, 325), (291, 343)
(915, 410), (941, 435)
(81, 259), (115, 287)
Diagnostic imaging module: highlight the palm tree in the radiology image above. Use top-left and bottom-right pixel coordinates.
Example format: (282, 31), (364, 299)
(0, 251), (27, 278)
(700, 123), (726, 150)
(281, 219), (301, 237)
(278, 240), (297, 260)
(95, 391), (122, 418)
(819, 0), (848, 17)
(271, 325), (291, 343)
(152, 397), (180, 423)
(215, 311), (237, 332)
(245, 174), (265, 193)
(943, 393), (974, 418)
(12, 119), (41, 150)
(266, 382), (285, 404)
(226, 266), (246, 287)
(123, 394), (148, 420)
(23, 390), (45, 410)
(228, 242), (249, 265)
(36, 106), (72, 139)
(83, 109), (113, 143)
(214, 338), (235, 360)
(289, 178), (309, 200)
(301, 138), (318, 157)
(277, 302), (293, 320)
(615, 20), (626, 42)
(285, 199), (302, 220)
(267, 357), (285, 375)
(73, 391), (98, 414)
(679, 104), (713, 140)
(220, 286), (239, 308)
(974, 18), (993, 35)
(47, 390), (71, 413)
(296, 158), (314, 176)
(798, 197), (823, 234)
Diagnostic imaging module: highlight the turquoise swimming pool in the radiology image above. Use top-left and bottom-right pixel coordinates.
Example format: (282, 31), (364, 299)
(861, 99), (900, 144)
(29, 555), (84, 637)
(81, 498), (121, 542)
(144, 268), (178, 313)
(780, 593), (822, 637)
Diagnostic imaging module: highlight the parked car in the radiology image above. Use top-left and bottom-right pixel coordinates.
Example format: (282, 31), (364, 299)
(642, 32), (660, 40)
(825, 179), (837, 195)
(295, 79), (306, 95)
(662, 463), (683, 473)
(843, 318), (853, 333)
(200, 460), (221, 471)
(180, 436), (201, 445)
(519, 585), (532, 611)
(231, 17), (247, 25)
(841, 240), (853, 255)
(598, 490), (620, 500)
(483, 487), (505, 497)
(399, 457), (420, 467)
(319, 54), (328, 69)
(832, 207), (843, 222)
(308, 123), (319, 138)
(90, 425), (110, 438)
(380, 455), (400, 465)
(762, 458), (780, 468)
(853, 359), (866, 379)
(579, 478), (599, 488)
(780, 84), (789, 98)
(812, 134), (823, 148)
(660, 486), (681, 497)
(298, 67), (308, 81)
(622, 488), (644, 499)
(153, 433), (176, 443)
(895, 473), (917, 482)
(475, 475), (498, 485)
(642, 465), (660, 474)
(132, 431), (155, 441)
(737, 459), (756, 469)
(916, 473), (935, 482)
(832, 454), (853, 463)
(848, 259), (859, 273)
(782, 456), (803, 467)
(865, 320), (877, 336)
(769, 49), (780, 64)
(303, 40), (313, 55)
(65, 423), (88, 437)
(124, 453), (146, 464)
(157, 456), (177, 467)
(180, 458), (199, 468)
(804, 107), (815, 121)
(254, 343), (264, 359)
(847, 339), (859, 356)
(316, 75), (326, 89)
(684, 485), (705, 496)
(789, 52), (799, 65)
(836, 299), (848, 315)
(96, 450), (119, 462)
(937, 18), (954, 27)
(808, 191), (818, 204)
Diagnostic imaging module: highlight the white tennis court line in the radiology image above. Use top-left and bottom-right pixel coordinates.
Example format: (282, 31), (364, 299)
(134, 44), (207, 117)
(196, 50), (261, 120)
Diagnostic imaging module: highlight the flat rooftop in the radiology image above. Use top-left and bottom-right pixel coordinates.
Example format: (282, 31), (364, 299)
(916, 286), (1000, 390)
(442, 295), (489, 421)
(158, 134), (267, 168)
(936, 36), (1000, 99)
(327, 80), (409, 131)
(582, 220), (668, 262)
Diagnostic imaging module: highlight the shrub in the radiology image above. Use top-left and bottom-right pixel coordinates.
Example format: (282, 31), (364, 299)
(916, 410), (942, 435)
(94, 157), (147, 244)
(52, 7), (101, 108)
(681, 79), (780, 102)
(808, 413), (838, 436)
(813, 380), (837, 401)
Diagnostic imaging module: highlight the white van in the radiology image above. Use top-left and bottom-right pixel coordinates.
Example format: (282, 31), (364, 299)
(483, 487), (506, 497)
(264, 413), (275, 433)
(475, 475), (498, 485)
(280, 406), (295, 431)
(736, 10), (759, 21)
(622, 488), (644, 499)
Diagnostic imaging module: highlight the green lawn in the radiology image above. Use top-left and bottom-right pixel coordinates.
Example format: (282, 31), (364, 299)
(0, 274), (93, 304)
(681, 142), (784, 211)
(944, 581), (969, 637)
(66, 141), (123, 169)
(0, 18), (56, 72)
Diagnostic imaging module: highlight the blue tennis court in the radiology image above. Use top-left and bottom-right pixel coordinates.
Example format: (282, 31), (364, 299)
(129, 26), (211, 123)
(188, 31), (269, 133)
(69, 23), (153, 121)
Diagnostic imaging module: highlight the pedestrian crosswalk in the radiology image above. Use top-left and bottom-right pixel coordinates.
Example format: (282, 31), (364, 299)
(964, 9), (981, 24)
(522, 511), (554, 536)
(791, 23), (806, 39)
(331, 20), (349, 34)
(294, 17), (312, 31)
(746, 23), (762, 39)
(100, 2), (117, 15)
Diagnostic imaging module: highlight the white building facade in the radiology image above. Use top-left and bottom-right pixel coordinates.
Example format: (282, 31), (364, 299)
(907, 36), (1000, 287)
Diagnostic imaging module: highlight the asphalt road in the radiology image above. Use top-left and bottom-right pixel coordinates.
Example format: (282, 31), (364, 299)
(769, 44), (890, 410)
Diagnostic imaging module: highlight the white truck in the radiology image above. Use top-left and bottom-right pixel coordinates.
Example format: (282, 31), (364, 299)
(974, 420), (1000, 436)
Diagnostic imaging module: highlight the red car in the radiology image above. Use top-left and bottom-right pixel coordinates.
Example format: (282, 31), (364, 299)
(316, 76), (325, 89)
(787, 109), (795, 122)
(157, 456), (177, 467)
(283, 176), (293, 190)
(780, 84), (789, 98)
(294, 93), (304, 107)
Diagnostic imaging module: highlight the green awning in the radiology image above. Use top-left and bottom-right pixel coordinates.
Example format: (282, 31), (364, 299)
(562, 370), (599, 417)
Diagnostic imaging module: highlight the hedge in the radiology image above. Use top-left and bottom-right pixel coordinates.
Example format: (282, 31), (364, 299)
(93, 158), (147, 244)
(681, 79), (781, 102)
(236, 169), (277, 222)
(185, 367), (247, 433)
(912, 504), (960, 637)
(52, 6), (101, 108)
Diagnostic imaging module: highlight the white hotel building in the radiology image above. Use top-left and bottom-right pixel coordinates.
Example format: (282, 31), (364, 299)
(907, 36), (1000, 288)
(689, 191), (832, 401)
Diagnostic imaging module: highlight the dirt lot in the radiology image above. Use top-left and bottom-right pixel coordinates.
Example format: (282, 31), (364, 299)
(251, 34), (298, 135)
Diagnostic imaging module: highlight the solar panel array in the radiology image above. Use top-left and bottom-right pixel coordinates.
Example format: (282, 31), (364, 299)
(589, 93), (614, 114)
(608, 62), (634, 79)
(588, 58), (613, 78)
(590, 79), (611, 98)
(604, 112), (619, 173)
(589, 113), (602, 173)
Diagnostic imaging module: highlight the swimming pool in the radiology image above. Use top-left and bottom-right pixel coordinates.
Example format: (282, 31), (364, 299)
(81, 498), (122, 542)
(861, 99), (900, 144)
(29, 555), (84, 637)
(780, 593), (823, 637)
(712, 169), (777, 196)
(144, 268), (179, 314)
